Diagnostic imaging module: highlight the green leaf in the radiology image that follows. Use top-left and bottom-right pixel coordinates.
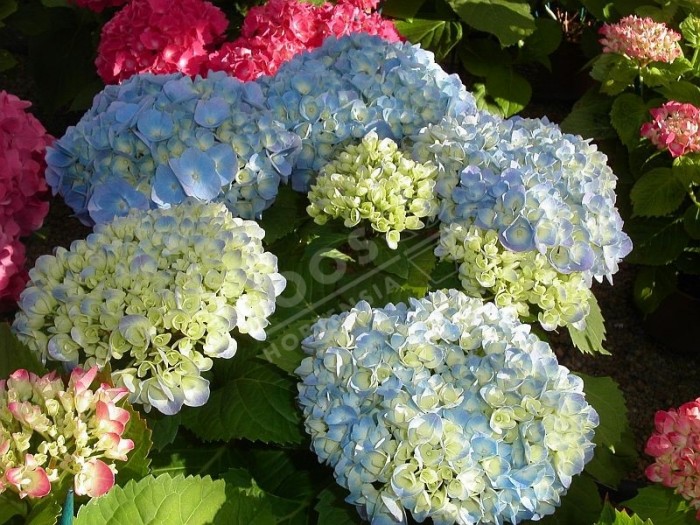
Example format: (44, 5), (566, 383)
(255, 316), (314, 374)
(585, 427), (638, 488)
(216, 470), (276, 525)
(182, 359), (303, 444)
(379, 0), (427, 18)
(315, 487), (357, 525)
(625, 485), (698, 525)
(633, 265), (678, 314)
(148, 413), (181, 452)
(631, 168), (687, 217)
(448, 0), (536, 47)
(680, 14), (700, 48)
(0, 492), (27, 524)
(683, 205), (700, 239)
(75, 474), (228, 525)
(0, 323), (46, 377)
(150, 442), (243, 478)
(458, 37), (512, 78)
(590, 54), (639, 96)
(595, 502), (654, 525)
(259, 186), (308, 245)
(578, 373), (627, 448)
(485, 67), (531, 117)
(642, 59), (692, 88)
(0, 0), (17, 20)
(0, 49), (16, 72)
(673, 157), (700, 186)
(560, 88), (616, 140)
(657, 80), (700, 106)
(625, 216), (690, 265)
(567, 295), (609, 355)
(536, 474), (602, 525)
(25, 497), (61, 525)
(116, 403), (152, 484)
(610, 93), (649, 149)
(394, 19), (463, 60)
(519, 17), (562, 69)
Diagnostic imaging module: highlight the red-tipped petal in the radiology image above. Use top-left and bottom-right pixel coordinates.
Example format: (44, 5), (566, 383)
(75, 459), (115, 498)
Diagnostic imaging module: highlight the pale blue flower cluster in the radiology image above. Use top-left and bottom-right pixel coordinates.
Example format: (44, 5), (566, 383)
(296, 289), (598, 525)
(260, 33), (477, 191)
(412, 115), (632, 283)
(12, 200), (286, 414)
(45, 71), (301, 225)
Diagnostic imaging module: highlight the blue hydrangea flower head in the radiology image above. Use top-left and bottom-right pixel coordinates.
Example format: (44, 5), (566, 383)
(45, 71), (301, 225)
(296, 290), (598, 524)
(260, 33), (478, 191)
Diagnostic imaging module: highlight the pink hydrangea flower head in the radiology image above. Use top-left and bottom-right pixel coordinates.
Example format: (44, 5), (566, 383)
(70, 0), (128, 12)
(599, 15), (682, 66)
(0, 367), (134, 500)
(207, 0), (402, 81)
(95, 0), (229, 84)
(0, 91), (52, 305)
(645, 398), (700, 519)
(640, 101), (700, 158)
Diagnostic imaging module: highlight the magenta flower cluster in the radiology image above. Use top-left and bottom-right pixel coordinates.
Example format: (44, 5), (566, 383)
(599, 15), (682, 66)
(94, 0), (401, 84)
(208, 0), (402, 81)
(0, 368), (134, 500)
(0, 91), (52, 305)
(640, 101), (700, 158)
(645, 398), (700, 520)
(95, 0), (229, 84)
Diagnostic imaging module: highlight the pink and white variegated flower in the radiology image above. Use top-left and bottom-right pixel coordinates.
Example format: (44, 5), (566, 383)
(599, 15), (682, 66)
(0, 367), (135, 501)
(641, 101), (700, 158)
(646, 398), (700, 520)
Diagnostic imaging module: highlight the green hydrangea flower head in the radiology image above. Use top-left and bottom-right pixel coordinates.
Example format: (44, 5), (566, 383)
(12, 199), (286, 415)
(307, 131), (439, 249)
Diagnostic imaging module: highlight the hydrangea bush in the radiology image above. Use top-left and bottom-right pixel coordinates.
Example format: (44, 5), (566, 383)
(1, 367), (134, 500)
(0, 91), (52, 304)
(45, 71), (301, 225)
(12, 200), (286, 414)
(297, 290), (599, 524)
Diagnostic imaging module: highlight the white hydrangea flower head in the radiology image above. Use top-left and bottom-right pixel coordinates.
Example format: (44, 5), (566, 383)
(12, 199), (286, 414)
(296, 290), (599, 525)
(307, 131), (439, 249)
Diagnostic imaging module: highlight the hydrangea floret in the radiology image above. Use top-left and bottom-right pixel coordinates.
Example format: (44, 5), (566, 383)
(296, 289), (599, 524)
(599, 15), (683, 66)
(645, 398), (700, 520)
(307, 131), (439, 249)
(45, 71), (301, 225)
(95, 0), (228, 84)
(0, 91), (52, 303)
(208, 0), (402, 81)
(260, 33), (477, 191)
(412, 115), (632, 329)
(0, 367), (134, 500)
(640, 101), (700, 158)
(12, 200), (286, 414)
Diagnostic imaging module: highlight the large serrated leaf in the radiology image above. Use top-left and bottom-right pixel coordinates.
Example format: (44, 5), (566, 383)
(567, 295), (609, 355)
(75, 474), (228, 525)
(485, 67), (531, 117)
(448, 0), (536, 47)
(315, 487), (358, 525)
(610, 93), (649, 149)
(625, 485), (698, 525)
(585, 427), (638, 488)
(625, 216), (689, 266)
(590, 54), (638, 96)
(631, 168), (687, 218)
(578, 373), (627, 448)
(182, 359), (303, 444)
(595, 502), (654, 525)
(115, 403), (152, 484)
(217, 469), (276, 525)
(0, 323), (46, 377)
(259, 186), (308, 245)
(394, 19), (463, 60)
(642, 59), (692, 89)
(658, 81), (700, 106)
(560, 88), (616, 140)
(0, 492), (26, 524)
(683, 205), (700, 239)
